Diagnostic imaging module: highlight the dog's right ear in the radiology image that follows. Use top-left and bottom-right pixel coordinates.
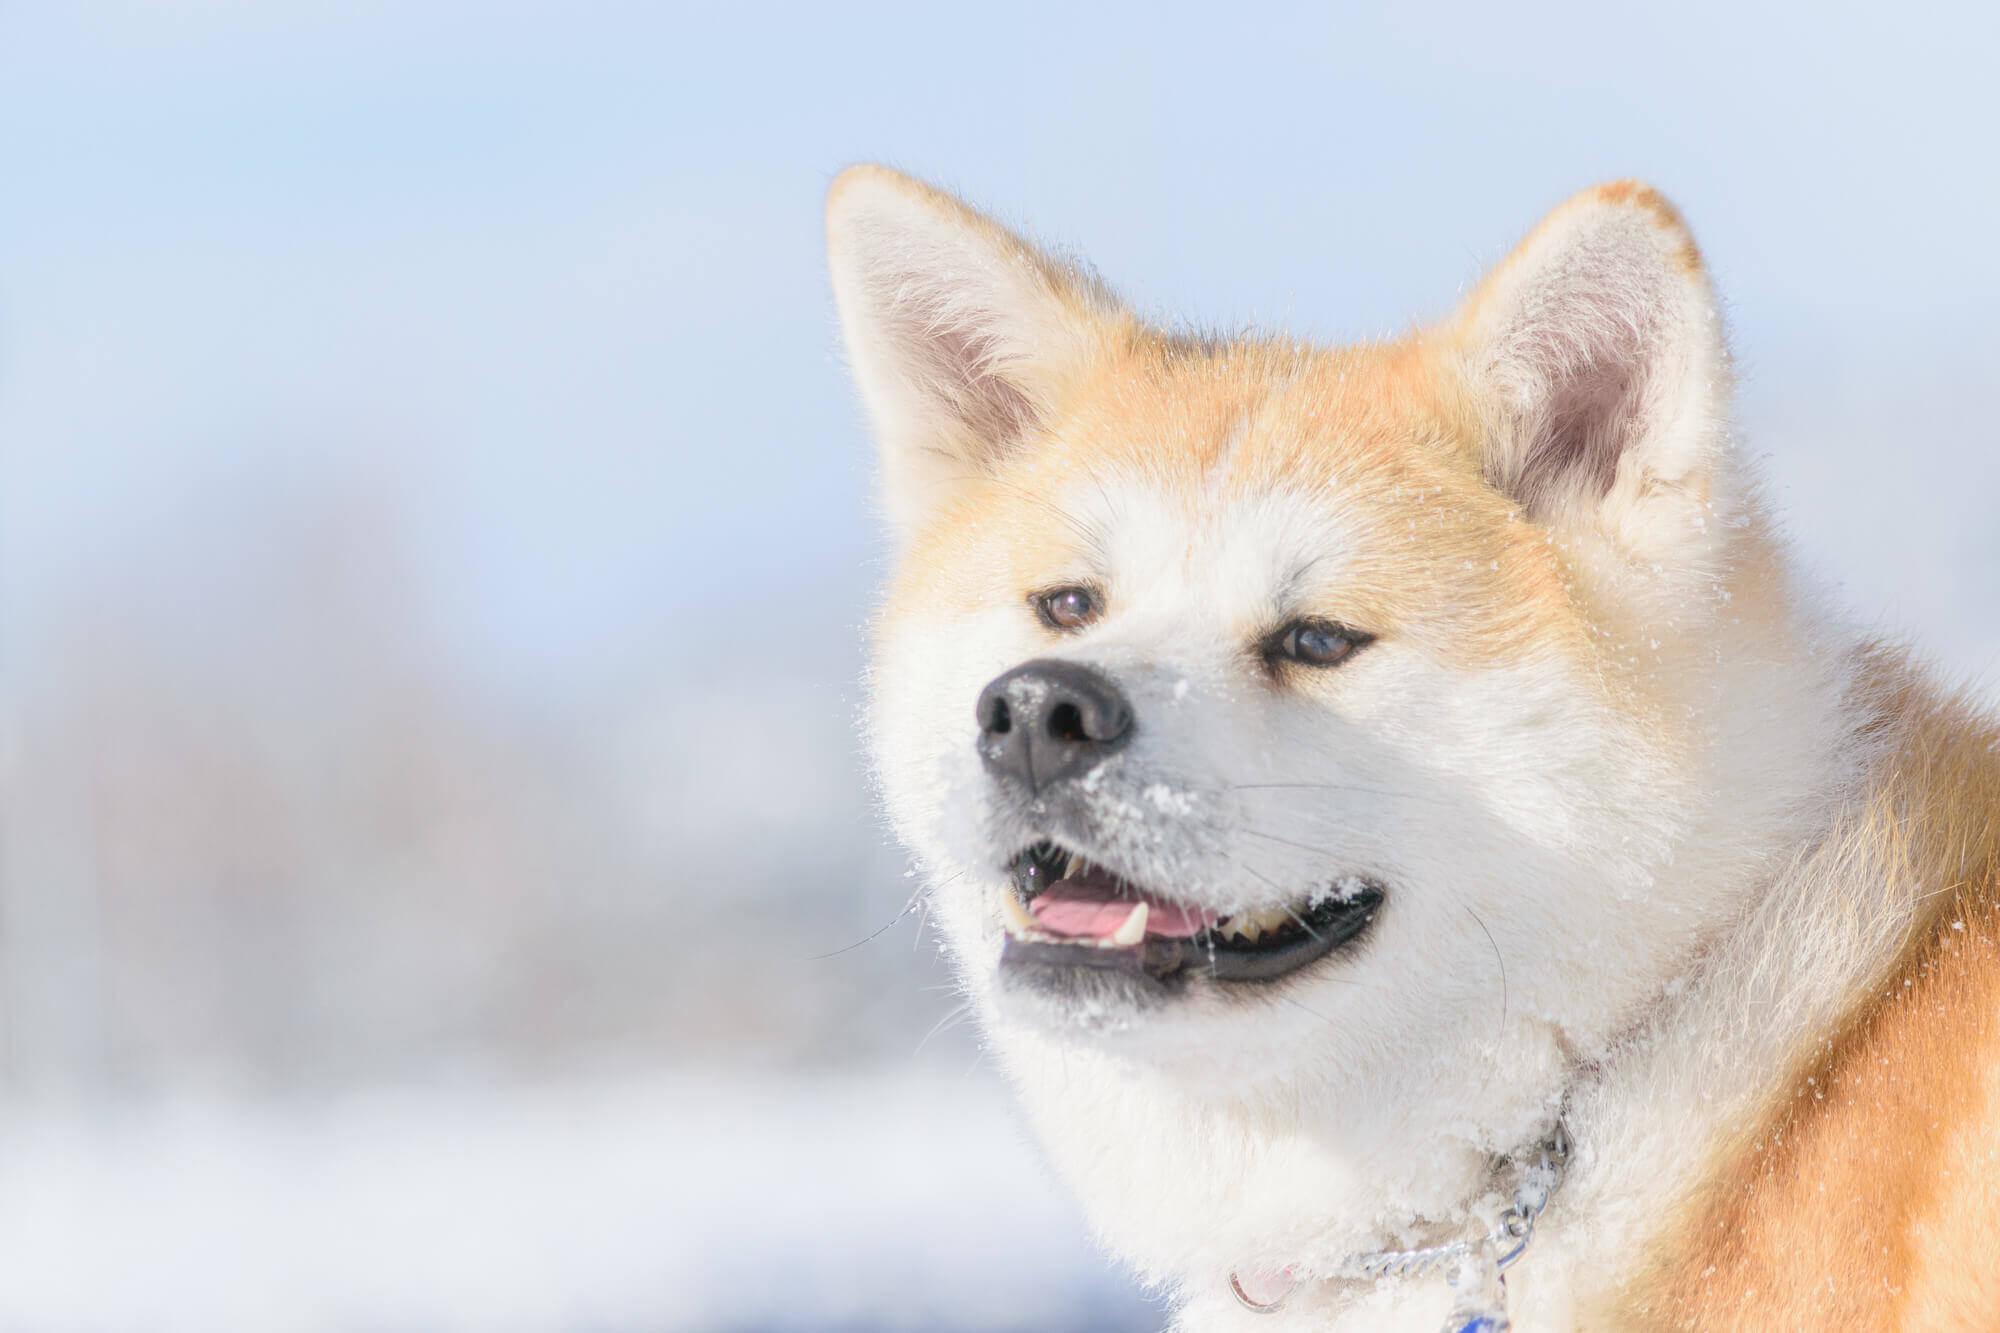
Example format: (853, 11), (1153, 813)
(826, 166), (1124, 538)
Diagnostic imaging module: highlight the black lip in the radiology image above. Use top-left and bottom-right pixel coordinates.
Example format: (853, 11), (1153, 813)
(1001, 842), (1383, 987)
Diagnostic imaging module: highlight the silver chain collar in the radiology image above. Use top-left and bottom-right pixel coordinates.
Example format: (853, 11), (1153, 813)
(1228, 1124), (1569, 1333)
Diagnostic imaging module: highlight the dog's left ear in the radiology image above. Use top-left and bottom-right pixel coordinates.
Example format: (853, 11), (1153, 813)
(826, 165), (1125, 539)
(1448, 182), (1732, 559)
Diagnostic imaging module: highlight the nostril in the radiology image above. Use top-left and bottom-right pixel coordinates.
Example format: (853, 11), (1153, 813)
(984, 696), (1011, 736)
(1047, 701), (1086, 743)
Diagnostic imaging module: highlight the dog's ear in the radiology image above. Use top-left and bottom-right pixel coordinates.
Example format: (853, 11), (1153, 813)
(826, 166), (1124, 537)
(1447, 182), (1732, 559)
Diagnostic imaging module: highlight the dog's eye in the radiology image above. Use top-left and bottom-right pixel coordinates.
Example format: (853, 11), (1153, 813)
(1033, 586), (1101, 632)
(1268, 619), (1372, 669)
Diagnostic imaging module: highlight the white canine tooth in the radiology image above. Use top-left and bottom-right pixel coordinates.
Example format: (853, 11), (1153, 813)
(1001, 889), (1037, 934)
(1110, 901), (1148, 947)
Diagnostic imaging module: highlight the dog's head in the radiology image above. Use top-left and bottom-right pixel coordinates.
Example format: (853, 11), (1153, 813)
(828, 168), (1834, 1276)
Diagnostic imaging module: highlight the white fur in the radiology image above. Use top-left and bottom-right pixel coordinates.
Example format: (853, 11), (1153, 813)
(834, 173), (1892, 1329)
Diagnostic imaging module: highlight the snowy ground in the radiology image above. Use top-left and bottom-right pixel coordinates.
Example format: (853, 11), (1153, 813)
(0, 1071), (1162, 1332)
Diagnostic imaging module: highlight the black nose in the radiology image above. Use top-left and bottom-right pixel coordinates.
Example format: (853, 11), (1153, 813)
(975, 659), (1134, 795)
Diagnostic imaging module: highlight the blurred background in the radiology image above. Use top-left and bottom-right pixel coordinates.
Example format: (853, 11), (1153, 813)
(2, 2), (1996, 1329)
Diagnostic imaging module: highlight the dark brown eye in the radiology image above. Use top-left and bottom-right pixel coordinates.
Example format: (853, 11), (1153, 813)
(1268, 619), (1372, 669)
(1033, 586), (1101, 632)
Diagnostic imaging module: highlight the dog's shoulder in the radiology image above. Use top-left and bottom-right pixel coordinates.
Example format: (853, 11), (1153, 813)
(1628, 656), (2000, 1328)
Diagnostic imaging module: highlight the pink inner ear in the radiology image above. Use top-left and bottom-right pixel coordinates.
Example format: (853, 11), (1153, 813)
(1517, 339), (1646, 511)
(1486, 242), (1676, 518)
(919, 317), (1039, 446)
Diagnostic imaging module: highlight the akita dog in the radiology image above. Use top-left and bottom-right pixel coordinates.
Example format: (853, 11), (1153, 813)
(825, 167), (2000, 1330)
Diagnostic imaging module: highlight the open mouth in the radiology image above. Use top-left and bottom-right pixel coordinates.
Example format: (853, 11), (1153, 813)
(999, 842), (1382, 985)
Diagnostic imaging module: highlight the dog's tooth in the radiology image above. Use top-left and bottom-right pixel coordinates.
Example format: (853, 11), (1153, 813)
(1001, 889), (1037, 935)
(1110, 901), (1148, 947)
(1253, 907), (1293, 934)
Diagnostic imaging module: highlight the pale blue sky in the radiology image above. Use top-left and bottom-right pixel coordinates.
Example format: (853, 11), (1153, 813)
(5, 0), (1997, 705)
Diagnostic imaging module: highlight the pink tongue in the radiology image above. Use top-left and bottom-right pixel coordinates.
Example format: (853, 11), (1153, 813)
(1028, 872), (1218, 940)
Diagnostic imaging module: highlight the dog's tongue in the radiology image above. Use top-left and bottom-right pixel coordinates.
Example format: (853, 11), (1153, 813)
(1028, 870), (1218, 940)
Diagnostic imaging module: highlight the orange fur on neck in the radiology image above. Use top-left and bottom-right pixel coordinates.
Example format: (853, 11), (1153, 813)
(1619, 649), (2000, 1327)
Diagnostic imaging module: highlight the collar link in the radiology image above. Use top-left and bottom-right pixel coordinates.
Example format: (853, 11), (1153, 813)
(1228, 1123), (1569, 1331)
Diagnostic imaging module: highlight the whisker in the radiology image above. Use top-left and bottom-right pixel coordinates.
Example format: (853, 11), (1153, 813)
(1216, 849), (1287, 897)
(1238, 826), (1338, 856)
(1273, 992), (1344, 1027)
(990, 474), (1098, 552)
(805, 902), (919, 960)
(1467, 905), (1507, 1035)
(1280, 903), (1324, 942)
(805, 870), (962, 960)
(1228, 781), (1453, 806)
(914, 1002), (974, 1055)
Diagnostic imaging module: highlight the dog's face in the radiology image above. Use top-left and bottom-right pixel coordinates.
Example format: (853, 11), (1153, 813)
(871, 349), (1659, 1066)
(830, 169), (1825, 1277)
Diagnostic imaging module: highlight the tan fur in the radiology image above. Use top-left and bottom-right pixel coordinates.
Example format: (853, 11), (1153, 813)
(1621, 656), (2000, 1328)
(832, 165), (2000, 1327)
(1590, 180), (1704, 275)
(871, 174), (1733, 691)
(884, 335), (1592, 677)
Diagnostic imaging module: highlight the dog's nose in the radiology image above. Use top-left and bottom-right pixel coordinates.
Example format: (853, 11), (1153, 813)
(975, 659), (1134, 795)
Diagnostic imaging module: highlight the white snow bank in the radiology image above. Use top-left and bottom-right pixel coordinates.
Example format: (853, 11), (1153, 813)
(0, 1071), (1160, 1332)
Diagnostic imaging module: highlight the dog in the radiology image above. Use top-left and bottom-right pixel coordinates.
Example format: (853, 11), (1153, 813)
(825, 165), (2000, 1329)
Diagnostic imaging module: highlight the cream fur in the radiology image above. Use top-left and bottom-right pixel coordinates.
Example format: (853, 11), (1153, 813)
(827, 167), (1978, 1329)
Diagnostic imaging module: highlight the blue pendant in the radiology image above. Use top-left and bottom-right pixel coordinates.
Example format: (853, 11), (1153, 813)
(1449, 1318), (1509, 1333)
(1440, 1239), (1511, 1333)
